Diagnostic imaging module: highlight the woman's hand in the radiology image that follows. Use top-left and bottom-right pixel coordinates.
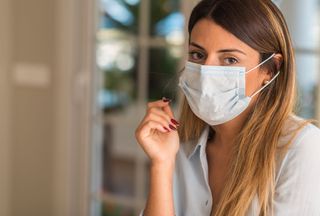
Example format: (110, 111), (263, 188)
(135, 98), (180, 165)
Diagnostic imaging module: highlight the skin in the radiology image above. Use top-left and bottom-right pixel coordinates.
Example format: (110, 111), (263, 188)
(135, 18), (282, 215)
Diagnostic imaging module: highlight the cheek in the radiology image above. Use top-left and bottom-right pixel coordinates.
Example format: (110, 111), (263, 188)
(245, 71), (263, 96)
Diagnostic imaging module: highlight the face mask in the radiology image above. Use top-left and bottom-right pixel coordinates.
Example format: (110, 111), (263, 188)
(179, 53), (279, 125)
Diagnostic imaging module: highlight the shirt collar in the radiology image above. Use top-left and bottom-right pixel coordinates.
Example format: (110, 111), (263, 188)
(184, 126), (210, 159)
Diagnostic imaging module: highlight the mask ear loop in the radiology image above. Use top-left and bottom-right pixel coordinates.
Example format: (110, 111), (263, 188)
(250, 70), (281, 98)
(245, 53), (276, 74)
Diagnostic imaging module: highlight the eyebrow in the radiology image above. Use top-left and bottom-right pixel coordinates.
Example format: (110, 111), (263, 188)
(189, 42), (247, 56)
(218, 49), (247, 56)
(190, 42), (206, 51)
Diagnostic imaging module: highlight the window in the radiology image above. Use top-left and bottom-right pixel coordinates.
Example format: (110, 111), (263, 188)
(279, 0), (320, 119)
(96, 1), (194, 215)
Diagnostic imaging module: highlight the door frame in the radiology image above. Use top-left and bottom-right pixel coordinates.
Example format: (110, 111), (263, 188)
(53, 0), (98, 215)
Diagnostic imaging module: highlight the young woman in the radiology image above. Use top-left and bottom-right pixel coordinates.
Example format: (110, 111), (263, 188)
(135, 0), (320, 215)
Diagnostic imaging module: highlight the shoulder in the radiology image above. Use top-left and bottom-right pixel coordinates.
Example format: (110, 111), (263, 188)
(286, 122), (320, 165)
(285, 117), (320, 151)
(280, 115), (320, 151)
(276, 116), (320, 183)
(273, 118), (320, 214)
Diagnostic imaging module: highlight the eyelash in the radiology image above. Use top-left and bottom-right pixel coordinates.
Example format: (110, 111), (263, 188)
(188, 51), (205, 61)
(188, 51), (239, 65)
(224, 57), (239, 65)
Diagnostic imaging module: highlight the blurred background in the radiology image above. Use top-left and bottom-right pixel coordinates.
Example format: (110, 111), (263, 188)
(0, 0), (319, 216)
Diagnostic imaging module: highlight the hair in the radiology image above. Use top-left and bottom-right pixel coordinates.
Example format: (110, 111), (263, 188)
(178, 0), (309, 215)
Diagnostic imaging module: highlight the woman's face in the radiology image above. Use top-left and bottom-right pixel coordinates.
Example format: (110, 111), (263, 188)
(188, 18), (270, 97)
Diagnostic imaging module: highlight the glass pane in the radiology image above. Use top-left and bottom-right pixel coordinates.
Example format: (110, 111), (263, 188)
(102, 203), (134, 216)
(96, 0), (185, 215)
(97, 30), (138, 112)
(150, 0), (185, 43)
(296, 53), (319, 118)
(148, 47), (183, 102)
(100, 0), (140, 34)
(104, 157), (135, 196)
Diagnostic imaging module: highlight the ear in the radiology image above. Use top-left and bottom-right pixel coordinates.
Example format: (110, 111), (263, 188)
(273, 53), (283, 72)
(261, 53), (283, 84)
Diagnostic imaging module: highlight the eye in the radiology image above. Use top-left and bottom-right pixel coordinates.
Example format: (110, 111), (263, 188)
(224, 57), (239, 65)
(188, 51), (205, 62)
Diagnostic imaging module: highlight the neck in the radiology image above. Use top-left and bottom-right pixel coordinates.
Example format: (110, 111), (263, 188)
(210, 108), (251, 149)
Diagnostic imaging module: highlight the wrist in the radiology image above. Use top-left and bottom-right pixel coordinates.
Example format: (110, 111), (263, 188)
(150, 159), (175, 173)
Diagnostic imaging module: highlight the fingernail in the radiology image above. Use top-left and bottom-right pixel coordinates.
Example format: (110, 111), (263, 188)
(169, 124), (177, 131)
(171, 119), (180, 126)
(163, 126), (170, 132)
(162, 97), (172, 103)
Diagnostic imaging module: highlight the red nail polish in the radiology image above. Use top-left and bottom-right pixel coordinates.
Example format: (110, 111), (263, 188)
(163, 126), (170, 132)
(171, 119), (180, 126)
(162, 97), (171, 103)
(169, 124), (177, 131)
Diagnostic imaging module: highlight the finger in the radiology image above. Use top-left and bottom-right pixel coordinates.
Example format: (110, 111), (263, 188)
(140, 120), (170, 137)
(148, 107), (172, 123)
(144, 107), (179, 129)
(154, 107), (180, 128)
(146, 110), (179, 131)
(147, 98), (171, 109)
(147, 98), (176, 120)
(136, 121), (168, 143)
(162, 105), (174, 117)
(143, 112), (172, 130)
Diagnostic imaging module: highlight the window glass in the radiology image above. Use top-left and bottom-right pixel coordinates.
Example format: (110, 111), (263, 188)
(97, 0), (184, 215)
(148, 47), (182, 102)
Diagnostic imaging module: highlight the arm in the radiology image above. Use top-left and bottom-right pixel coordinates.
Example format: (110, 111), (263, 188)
(135, 99), (179, 216)
(144, 161), (175, 216)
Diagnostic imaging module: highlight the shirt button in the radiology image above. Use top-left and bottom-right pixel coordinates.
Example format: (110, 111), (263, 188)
(205, 200), (209, 206)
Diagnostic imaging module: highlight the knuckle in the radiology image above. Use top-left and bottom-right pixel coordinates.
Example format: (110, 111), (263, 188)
(149, 107), (162, 116)
(147, 112), (155, 119)
(135, 129), (144, 143)
(148, 106), (157, 113)
(163, 113), (170, 120)
(134, 128), (140, 138)
(147, 102), (153, 108)
(146, 121), (155, 127)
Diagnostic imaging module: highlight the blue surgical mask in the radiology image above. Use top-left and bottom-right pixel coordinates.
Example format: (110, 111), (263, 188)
(179, 53), (279, 125)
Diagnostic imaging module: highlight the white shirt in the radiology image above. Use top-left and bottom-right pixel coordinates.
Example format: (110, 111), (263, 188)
(173, 120), (320, 216)
(141, 118), (320, 215)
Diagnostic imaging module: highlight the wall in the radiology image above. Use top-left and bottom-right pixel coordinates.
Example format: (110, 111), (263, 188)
(0, 0), (95, 215)
(9, 0), (55, 215)
(0, 0), (12, 214)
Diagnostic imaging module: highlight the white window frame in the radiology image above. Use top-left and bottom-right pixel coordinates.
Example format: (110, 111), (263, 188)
(54, 0), (98, 215)
(96, 1), (200, 215)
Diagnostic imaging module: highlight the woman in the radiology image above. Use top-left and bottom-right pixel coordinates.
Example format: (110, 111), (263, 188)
(135, 0), (320, 215)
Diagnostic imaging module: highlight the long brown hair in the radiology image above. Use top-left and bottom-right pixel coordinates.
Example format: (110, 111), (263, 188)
(178, 0), (308, 215)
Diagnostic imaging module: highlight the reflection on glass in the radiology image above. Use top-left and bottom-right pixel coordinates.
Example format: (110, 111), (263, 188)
(104, 157), (135, 196)
(97, 0), (184, 215)
(102, 203), (134, 216)
(150, 0), (184, 44)
(98, 0), (140, 112)
(148, 47), (183, 102)
(296, 53), (319, 118)
(97, 30), (138, 112)
(100, 0), (140, 34)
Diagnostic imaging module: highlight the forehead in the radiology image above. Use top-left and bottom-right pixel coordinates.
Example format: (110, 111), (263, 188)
(190, 19), (256, 54)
